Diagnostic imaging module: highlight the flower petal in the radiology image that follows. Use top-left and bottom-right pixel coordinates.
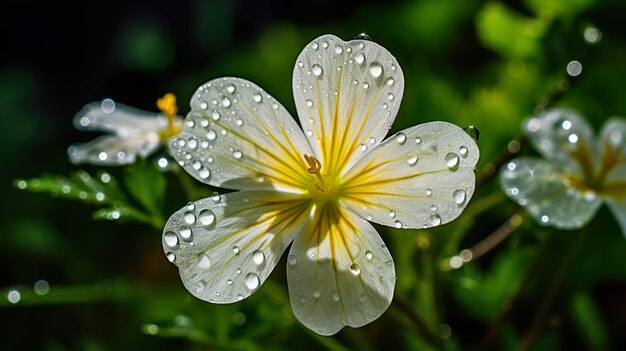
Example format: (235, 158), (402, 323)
(500, 157), (602, 229)
(341, 122), (478, 229)
(524, 108), (595, 175)
(598, 117), (626, 183)
(292, 34), (404, 175)
(287, 205), (395, 335)
(163, 190), (311, 303)
(67, 134), (160, 165)
(74, 100), (168, 137)
(169, 78), (313, 192)
(605, 199), (626, 238)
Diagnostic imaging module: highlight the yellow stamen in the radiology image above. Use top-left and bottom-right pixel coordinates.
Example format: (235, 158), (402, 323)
(304, 154), (326, 191)
(156, 93), (182, 139)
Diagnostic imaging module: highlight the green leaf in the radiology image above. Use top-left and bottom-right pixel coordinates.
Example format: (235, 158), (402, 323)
(476, 2), (547, 59)
(124, 159), (166, 218)
(570, 292), (609, 350)
(524, 0), (595, 20)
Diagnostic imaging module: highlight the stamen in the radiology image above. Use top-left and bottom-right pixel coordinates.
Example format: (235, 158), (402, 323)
(304, 154), (326, 191)
(156, 93), (181, 138)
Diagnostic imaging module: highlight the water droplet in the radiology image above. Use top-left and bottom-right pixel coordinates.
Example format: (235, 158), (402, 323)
(101, 98), (116, 113)
(226, 279), (233, 285)
(369, 62), (383, 78)
(192, 161), (201, 170)
(363, 82), (370, 89)
(245, 273), (260, 290)
(541, 215), (549, 223)
(199, 167), (210, 179)
(297, 61), (304, 68)
(313, 289), (321, 298)
(221, 97), (231, 107)
(198, 209), (215, 226)
(200, 102), (208, 109)
(453, 189), (466, 205)
(388, 211), (396, 218)
(459, 146), (468, 157)
(355, 53), (365, 64)
(306, 99), (314, 108)
(429, 214), (442, 226)
(463, 126), (480, 141)
(232, 246), (240, 254)
(349, 263), (361, 275)
(334, 45), (343, 54)
(179, 226), (192, 240)
(186, 119), (195, 128)
(394, 220), (402, 228)
(353, 33), (372, 41)
(387, 93), (395, 100)
(369, 136), (376, 144)
(568, 134), (579, 143)
(211, 192), (221, 202)
(195, 281), (206, 293)
(211, 111), (221, 120)
(430, 204), (438, 211)
(233, 150), (243, 159)
(206, 130), (217, 140)
(226, 83), (236, 94)
(395, 133), (406, 144)
(360, 143), (368, 151)
(166, 252), (176, 262)
(426, 189), (433, 196)
(237, 294), (244, 301)
(331, 291), (340, 302)
(306, 129), (313, 137)
(183, 211), (196, 224)
(445, 152), (460, 170)
(386, 77), (395, 85)
(252, 250), (265, 265)
(407, 155), (418, 165)
(311, 42), (319, 50)
(235, 118), (244, 126)
(365, 250), (373, 260)
(288, 255), (297, 266)
(312, 64), (323, 77)
(197, 254), (211, 269)
(164, 231), (178, 247)
(566, 60), (582, 77)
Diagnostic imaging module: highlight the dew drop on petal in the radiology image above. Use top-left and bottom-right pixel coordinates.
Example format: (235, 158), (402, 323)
(245, 273), (260, 290)
(365, 250), (373, 260)
(197, 253), (211, 270)
(211, 192), (221, 202)
(353, 33), (372, 41)
(463, 126), (480, 141)
(387, 93), (395, 100)
(233, 150), (243, 159)
(306, 99), (314, 108)
(164, 231), (178, 247)
(183, 211), (196, 224)
(355, 52), (365, 64)
(101, 98), (116, 113)
(198, 209), (215, 226)
(459, 146), (468, 157)
(195, 281), (206, 294)
(166, 252), (176, 262)
(445, 152), (460, 170)
(369, 62), (383, 78)
(426, 189), (433, 196)
(288, 255), (297, 266)
(407, 155), (418, 166)
(388, 210), (396, 218)
(334, 45), (343, 54)
(226, 83), (236, 94)
(394, 220), (402, 228)
(386, 77), (395, 86)
(349, 263), (361, 275)
(207, 130), (217, 140)
(253, 92), (263, 103)
(199, 167), (210, 179)
(179, 226), (192, 240)
(429, 214), (442, 226)
(200, 102), (208, 110)
(306, 129), (313, 137)
(453, 189), (466, 205)
(313, 289), (321, 298)
(252, 250), (265, 265)
(232, 246), (240, 254)
(331, 291), (340, 302)
(360, 144), (367, 151)
(312, 64), (323, 77)
(395, 133), (406, 144)
(221, 97), (231, 107)
(235, 118), (244, 127)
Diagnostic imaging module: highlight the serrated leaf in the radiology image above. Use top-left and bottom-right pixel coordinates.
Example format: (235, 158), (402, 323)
(93, 204), (160, 227)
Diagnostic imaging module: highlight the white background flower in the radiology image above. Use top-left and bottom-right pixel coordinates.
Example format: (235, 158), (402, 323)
(163, 34), (479, 335)
(501, 108), (626, 235)
(68, 96), (181, 165)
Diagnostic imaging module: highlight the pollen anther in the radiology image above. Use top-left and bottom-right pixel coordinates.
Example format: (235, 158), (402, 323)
(304, 154), (326, 191)
(157, 93), (182, 138)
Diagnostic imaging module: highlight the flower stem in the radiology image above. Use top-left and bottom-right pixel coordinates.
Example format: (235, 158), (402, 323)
(468, 212), (524, 260)
(391, 293), (447, 350)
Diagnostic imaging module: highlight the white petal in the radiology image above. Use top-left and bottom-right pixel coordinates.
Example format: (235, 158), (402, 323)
(598, 117), (626, 183)
(606, 199), (626, 238)
(169, 78), (313, 192)
(67, 134), (160, 165)
(523, 108), (596, 174)
(287, 205), (395, 335)
(341, 122), (478, 229)
(163, 190), (311, 303)
(500, 157), (602, 229)
(293, 34), (404, 175)
(74, 100), (168, 137)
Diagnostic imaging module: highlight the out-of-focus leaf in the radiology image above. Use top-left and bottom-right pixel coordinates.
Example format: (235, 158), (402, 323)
(476, 3), (547, 59)
(524, 0), (596, 20)
(124, 159), (166, 218)
(570, 291), (609, 350)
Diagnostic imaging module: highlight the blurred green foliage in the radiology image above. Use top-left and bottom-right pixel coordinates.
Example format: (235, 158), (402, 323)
(3, 0), (626, 350)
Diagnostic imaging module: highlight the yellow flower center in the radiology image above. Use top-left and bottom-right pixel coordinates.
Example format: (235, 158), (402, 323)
(157, 93), (182, 139)
(304, 154), (341, 204)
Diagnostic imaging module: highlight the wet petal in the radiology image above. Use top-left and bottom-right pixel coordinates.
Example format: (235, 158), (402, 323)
(293, 34), (404, 175)
(169, 78), (313, 192)
(524, 108), (595, 175)
(500, 157), (602, 229)
(74, 100), (168, 137)
(341, 122), (478, 229)
(163, 190), (311, 303)
(598, 117), (626, 183)
(606, 199), (626, 238)
(287, 205), (395, 335)
(67, 134), (160, 165)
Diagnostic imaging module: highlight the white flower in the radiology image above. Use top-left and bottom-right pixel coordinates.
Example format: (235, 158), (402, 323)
(163, 34), (479, 335)
(68, 94), (182, 165)
(501, 108), (626, 235)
